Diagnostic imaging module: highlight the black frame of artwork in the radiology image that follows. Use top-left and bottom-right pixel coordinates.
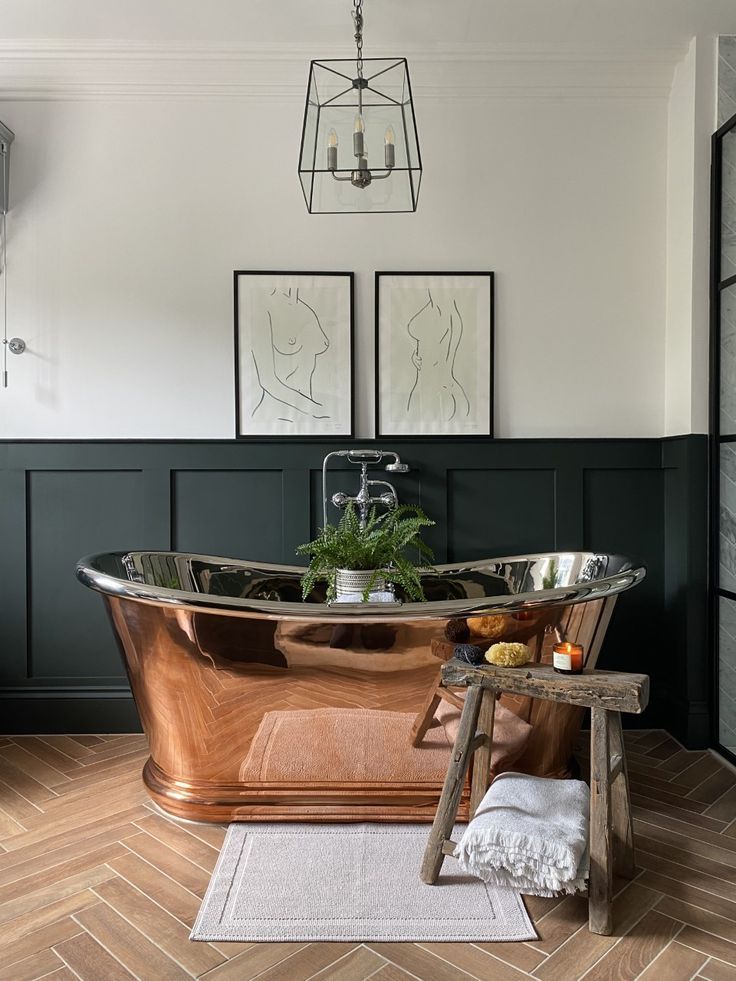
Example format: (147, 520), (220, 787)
(233, 270), (355, 441)
(709, 110), (736, 768)
(374, 271), (495, 439)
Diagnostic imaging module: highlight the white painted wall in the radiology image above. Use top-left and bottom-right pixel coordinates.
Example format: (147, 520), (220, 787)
(664, 36), (716, 437)
(0, 45), (677, 438)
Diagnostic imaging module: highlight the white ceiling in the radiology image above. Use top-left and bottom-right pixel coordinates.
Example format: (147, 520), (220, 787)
(0, 0), (735, 47)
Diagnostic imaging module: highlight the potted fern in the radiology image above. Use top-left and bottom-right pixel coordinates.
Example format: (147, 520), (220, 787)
(297, 503), (435, 603)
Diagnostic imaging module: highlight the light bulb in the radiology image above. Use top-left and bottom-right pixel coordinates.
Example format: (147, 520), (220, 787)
(384, 126), (395, 146)
(354, 114), (365, 134)
(327, 128), (338, 148)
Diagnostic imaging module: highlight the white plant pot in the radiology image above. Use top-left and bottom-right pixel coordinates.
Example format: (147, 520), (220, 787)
(334, 568), (387, 599)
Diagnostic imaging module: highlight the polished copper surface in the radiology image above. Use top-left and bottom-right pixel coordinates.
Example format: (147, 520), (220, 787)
(103, 584), (618, 823)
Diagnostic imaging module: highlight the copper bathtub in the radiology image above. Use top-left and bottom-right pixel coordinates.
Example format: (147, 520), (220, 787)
(76, 551), (645, 823)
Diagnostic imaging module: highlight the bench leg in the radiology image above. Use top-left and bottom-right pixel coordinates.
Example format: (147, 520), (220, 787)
(589, 707), (613, 935)
(420, 684), (483, 884)
(410, 669), (443, 747)
(609, 712), (636, 880)
(469, 687), (496, 816)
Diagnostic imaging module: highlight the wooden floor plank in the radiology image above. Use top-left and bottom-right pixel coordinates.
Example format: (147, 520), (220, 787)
(8, 738), (83, 775)
(200, 943), (310, 980)
(252, 943), (360, 981)
(676, 925), (736, 967)
(0, 825), (140, 887)
(106, 849), (202, 925)
(699, 956), (736, 980)
(366, 942), (483, 981)
(0, 890), (101, 947)
(637, 940), (708, 979)
(0, 947), (63, 981)
(308, 945), (387, 981)
(54, 930), (136, 980)
(122, 830), (211, 896)
(639, 870), (736, 921)
(0, 805), (148, 858)
(37, 736), (95, 761)
(656, 897), (736, 945)
(528, 895), (589, 954)
(73, 901), (191, 979)
(0, 916), (82, 970)
(580, 909), (682, 981)
(417, 942), (530, 980)
(533, 883), (661, 980)
(705, 785), (736, 823)
(133, 811), (221, 872)
(92, 874), (226, 975)
(687, 769), (736, 807)
(473, 939), (547, 972)
(0, 744), (71, 790)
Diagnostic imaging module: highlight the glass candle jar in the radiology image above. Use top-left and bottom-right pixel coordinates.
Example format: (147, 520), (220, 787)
(553, 641), (584, 675)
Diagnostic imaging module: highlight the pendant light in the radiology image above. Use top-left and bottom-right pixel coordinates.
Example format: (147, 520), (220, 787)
(298, 0), (422, 214)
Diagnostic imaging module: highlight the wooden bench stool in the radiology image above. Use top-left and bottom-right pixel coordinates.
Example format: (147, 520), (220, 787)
(420, 659), (649, 935)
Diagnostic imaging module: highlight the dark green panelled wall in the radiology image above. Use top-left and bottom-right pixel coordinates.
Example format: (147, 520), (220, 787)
(0, 436), (708, 745)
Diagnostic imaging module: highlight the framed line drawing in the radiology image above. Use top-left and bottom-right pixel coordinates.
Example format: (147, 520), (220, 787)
(375, 271), (494, 437)
(234, 271), (354, 438)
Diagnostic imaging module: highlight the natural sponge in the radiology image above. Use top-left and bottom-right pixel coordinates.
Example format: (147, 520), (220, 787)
(453, 643), (486, 665)
(467, 615), (506, 639)
(445, 618), (470, 643)
(485, 642), (531, 667)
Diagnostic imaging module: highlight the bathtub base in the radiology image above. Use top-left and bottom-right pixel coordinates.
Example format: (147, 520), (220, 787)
(143, 758), (469, 824)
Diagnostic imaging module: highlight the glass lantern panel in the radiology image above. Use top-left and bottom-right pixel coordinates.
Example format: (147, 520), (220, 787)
(299, 91), (320, 175)
(306, 168), (419, 213)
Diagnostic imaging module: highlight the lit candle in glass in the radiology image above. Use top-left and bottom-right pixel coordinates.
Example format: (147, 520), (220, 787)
(384, 125), (395, 169)
(553, 641), (584, 675)
(353, 114), (365, 158)
(326, 128), (338, 171)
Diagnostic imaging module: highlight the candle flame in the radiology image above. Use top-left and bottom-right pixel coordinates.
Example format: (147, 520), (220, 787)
(384, 125), (395, 145)
(354, 114), (365, 133)
(327, 128), (338, 148)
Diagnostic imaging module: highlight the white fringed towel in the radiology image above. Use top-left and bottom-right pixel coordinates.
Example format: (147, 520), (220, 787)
(455, 773), (590, 897)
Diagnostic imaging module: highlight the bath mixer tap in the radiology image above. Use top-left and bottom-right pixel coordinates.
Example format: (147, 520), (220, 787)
(321, 449), (409, 529)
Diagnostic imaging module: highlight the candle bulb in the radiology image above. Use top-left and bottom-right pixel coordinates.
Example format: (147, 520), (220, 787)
(553, 641), (584, 675)
(353, 114), (365, 159)
(326, 128), (338, 171)
(384, 125), (395, 169)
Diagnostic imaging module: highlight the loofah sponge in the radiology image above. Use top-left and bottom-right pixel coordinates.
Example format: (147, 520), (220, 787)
(445, 618), (470, 643)
(467, 614), (507, 639)
(485, 642), (531, 667)
(453, 643), (486, 665)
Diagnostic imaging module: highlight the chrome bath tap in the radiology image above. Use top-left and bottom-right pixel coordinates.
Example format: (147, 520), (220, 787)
(321, 449), (409, 529)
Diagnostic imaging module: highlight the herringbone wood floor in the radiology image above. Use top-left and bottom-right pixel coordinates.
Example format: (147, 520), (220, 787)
(0, 730), (735, 980)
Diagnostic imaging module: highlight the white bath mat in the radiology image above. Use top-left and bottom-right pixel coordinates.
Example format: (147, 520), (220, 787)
(191, 823), (536, 943)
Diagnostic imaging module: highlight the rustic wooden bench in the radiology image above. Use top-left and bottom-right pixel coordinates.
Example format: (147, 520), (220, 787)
(419, 659), (650, 935)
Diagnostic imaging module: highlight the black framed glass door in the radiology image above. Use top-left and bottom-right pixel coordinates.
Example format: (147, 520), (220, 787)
(711, 110), (736, 764)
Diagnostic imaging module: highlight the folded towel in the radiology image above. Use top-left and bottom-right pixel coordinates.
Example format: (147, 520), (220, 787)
(333, 591), (398, 603)
(455, 772), (589, 896)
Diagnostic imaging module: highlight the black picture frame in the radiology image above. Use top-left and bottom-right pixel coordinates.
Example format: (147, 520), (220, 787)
(374, 271), (495, 439)
(234, 270), (355, 440)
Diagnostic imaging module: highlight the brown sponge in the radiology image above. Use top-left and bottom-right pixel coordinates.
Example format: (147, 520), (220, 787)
(444, 618), (470, 643)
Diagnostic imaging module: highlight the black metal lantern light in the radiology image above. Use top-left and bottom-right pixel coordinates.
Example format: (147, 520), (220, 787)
(298, 0), (422, 214)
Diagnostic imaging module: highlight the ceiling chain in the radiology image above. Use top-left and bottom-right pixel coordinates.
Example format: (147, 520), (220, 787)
(352, 0), (364, 79)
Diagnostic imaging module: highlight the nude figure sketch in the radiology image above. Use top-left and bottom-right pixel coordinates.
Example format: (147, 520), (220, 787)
(250, 287), (330, 425)
(406, 289), (470, 421)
